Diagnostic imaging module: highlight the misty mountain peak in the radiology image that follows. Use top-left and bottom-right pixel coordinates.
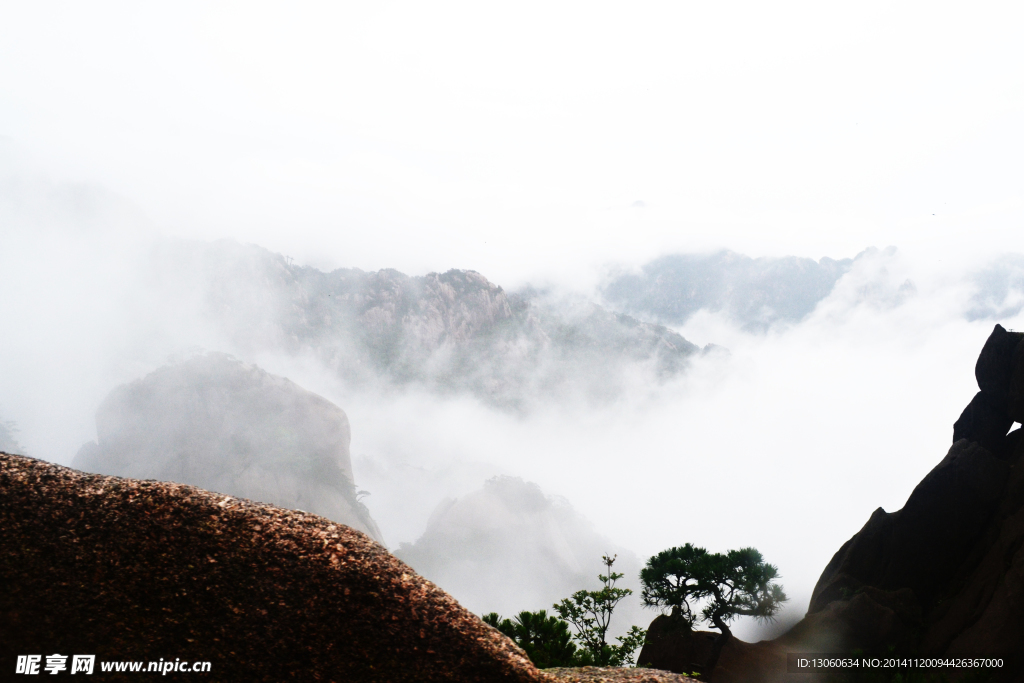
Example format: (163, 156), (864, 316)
(601, 249), (855, 331)
(149, 239), (702, 410)
(395, 476), (644, 634)
(72, 352), (382, 542)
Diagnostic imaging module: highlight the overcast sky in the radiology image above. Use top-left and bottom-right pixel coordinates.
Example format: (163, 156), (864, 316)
(3, 2), (1024, 639)
(3, 2), (1024, 284)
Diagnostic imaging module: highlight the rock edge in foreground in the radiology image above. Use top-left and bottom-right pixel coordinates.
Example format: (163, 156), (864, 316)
(0, 452), (537, 682)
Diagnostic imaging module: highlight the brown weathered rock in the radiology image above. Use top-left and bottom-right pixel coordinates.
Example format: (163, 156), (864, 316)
(785, 586), (922, 654)
(0, 453), (540, 682)
(635, 616), (714, 674)
(542, 668), (699, 683)
(633, 618), (790, 683)
(0, 452), (699, 682)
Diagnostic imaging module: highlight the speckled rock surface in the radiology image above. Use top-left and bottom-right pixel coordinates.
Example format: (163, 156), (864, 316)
(0, 453), (542, 681)
(543, 668), (698, 682)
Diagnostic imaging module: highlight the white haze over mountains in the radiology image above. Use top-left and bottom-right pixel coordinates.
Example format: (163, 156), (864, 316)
(4, 1), (1024, 643)
(3, 187), (1023, 641)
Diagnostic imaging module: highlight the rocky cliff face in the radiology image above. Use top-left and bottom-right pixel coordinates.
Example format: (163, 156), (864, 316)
(802, 323), (1024, 663)
(150, 239), (700, 410)
(640, 324), (1024, 682)
(73, 353), (383, 543)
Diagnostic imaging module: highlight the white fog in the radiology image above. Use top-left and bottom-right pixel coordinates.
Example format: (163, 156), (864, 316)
(3, 1), (1024, 647)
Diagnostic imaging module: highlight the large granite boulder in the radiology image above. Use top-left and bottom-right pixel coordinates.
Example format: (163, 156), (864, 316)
(0, 453), (698, 683)
(73, 353), (382, 543)
(0, 453), (535, 682)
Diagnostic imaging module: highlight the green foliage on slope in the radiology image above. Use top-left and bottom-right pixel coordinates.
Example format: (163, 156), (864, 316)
(485, 554), (646, 668)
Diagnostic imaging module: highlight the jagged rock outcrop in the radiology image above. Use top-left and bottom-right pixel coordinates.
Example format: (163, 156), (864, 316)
(149, 239), (700, 410)
(73, 353), (383, 543)
(395, 477), (644, 634)
(975, 324), (1024, 396)
(641, 324), (1024, 682)
(807, 440), (1013, 620)
(0, 453), (697, 683)
(952, 324), (1023, 454)
(803, 325), (1024, 668)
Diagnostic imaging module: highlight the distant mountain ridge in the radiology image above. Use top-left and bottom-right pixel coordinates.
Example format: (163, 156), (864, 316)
(601, 250), (854, 331)
(151, 239), (702, 410)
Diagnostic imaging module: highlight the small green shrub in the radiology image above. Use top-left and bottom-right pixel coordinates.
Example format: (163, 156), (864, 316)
(482, 610), (579, 668)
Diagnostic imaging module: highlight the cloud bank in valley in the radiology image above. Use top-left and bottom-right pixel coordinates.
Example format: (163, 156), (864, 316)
(5, 174), (1024, 641)
(4, 2), (1024, 644)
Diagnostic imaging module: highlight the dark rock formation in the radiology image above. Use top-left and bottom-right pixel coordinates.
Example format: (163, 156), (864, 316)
(1009, 336), (1024, 422)
(0, 453), (697, 682)
(954, 324), (1024, 452)
(809, 438), (1011, 614)
(803, 324), (1024, 675)
(636, 619), (785, 683)
(636, 616), (714, 673)
(640, 323), (1024, 682)
(953, 391), (1015, 455)
(73, 353), (383, 543)
(975, 324), (1024, 397)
